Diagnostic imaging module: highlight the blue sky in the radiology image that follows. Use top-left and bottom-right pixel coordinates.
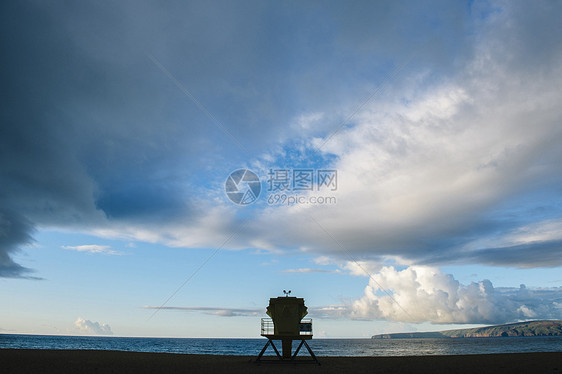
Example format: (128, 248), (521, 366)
(1, 0), (561, 338)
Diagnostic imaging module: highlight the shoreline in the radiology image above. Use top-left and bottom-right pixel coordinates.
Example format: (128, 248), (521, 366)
(2, 349), (561, 373)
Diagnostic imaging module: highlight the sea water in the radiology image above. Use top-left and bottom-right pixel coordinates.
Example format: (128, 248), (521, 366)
(1, 334), (561, 356)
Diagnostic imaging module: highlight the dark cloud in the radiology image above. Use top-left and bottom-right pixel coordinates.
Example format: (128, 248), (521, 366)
(0, 210), (38, 278)
(486, 0), (562, 72)
(442, 240), (562, 269)
(0, 1), (235, 275)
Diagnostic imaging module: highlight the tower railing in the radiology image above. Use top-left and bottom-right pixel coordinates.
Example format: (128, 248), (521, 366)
(260, 318), (313, 336)
(260, 318), (274, 335)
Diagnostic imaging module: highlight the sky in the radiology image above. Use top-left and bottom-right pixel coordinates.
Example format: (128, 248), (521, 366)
(1, 0), (561, 338)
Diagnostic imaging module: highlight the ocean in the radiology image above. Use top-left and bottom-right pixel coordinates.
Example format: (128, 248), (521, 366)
(1, 334), (561, 356)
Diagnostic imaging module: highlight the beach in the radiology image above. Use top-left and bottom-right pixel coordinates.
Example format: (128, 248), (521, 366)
(2, 349), (561, 373)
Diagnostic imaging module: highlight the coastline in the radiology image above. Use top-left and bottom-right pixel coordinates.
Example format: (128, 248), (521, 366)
(2, 349), (561, 374)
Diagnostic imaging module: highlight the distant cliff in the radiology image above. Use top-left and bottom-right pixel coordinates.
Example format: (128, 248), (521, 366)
(372, 320), (562, 339)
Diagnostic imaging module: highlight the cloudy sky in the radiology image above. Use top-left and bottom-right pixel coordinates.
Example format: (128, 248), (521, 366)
(1, 0), (561, 338)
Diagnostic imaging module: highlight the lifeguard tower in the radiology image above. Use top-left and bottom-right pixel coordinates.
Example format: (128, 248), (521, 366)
(255, 291), (319, 364)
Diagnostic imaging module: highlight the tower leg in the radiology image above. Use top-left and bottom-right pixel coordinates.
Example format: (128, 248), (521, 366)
(255, 339), (282, 363)
(281, 339), (292, 359)
(302, 340), (320, 365)
(255, 339), (271, 363)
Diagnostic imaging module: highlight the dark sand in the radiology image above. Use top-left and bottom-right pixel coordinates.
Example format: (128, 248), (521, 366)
(2, 349), (561, 373)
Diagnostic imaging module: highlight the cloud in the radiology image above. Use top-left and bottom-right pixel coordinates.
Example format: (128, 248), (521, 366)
(141, 306), (261, 317)
(234, 0), (562, 268)
(89, 1), (562, 273)
(426, 218), (562, 268)
(62, 245), (121, 255)
(0, 209), (40, 279)
(348, 266), (562, 324)
(74, 317), (113, 335)
(308, 305), (349, 319)
(0, 0), (475, 276)
(427, 240), (562, 269)
(1, 0), (561, 279)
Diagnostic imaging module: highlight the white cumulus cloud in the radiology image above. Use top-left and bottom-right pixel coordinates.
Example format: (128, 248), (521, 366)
(349, 266), (562, 324)
(74, 317), (113, 335)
